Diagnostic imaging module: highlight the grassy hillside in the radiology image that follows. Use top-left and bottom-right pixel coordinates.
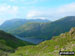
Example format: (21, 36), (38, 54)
(9, 27), (75, 56)
(9, 22), (48, 38)
(0, 30), (33, 55)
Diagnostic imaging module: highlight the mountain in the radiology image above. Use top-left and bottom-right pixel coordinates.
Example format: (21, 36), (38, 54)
(9, 27), (75, 56)
(0, 19), (26, 31)
(0, 16), (75, 44)
(0, 19), (50, 32)
(6, 16), (75, 44)
(8, 22), (48, 44)
(0, 30), (33, 55)
(40, 16), (75, 39)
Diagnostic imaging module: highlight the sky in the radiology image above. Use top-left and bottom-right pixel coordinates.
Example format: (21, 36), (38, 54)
(0, 0), (75, 24)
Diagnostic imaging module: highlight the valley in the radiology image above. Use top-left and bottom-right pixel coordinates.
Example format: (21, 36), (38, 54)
(0, 16), (75, 44)
(15, 35), (45, 44)
(0, 16), (75, 56)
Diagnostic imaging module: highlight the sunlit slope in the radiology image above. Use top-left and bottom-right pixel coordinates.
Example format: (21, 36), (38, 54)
(9, 22), (49, 39)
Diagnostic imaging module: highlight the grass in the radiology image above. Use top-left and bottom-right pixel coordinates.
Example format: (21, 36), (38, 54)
(9, 28), (75, 56)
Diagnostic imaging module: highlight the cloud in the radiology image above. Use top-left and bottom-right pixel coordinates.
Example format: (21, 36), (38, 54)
(0, 19), (6, 25)
(27, 10), (42, 18)
(0, 4), (19, 19)
(26, 2), (75, 20)
(56, 3), (75, 16)
(0, 3), (19, 24)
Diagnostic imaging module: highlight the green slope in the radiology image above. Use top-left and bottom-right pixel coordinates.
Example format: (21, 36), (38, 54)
(0, 30), (33, 54)
(9, 27), (75, 56)
(9, 22), (48, 38)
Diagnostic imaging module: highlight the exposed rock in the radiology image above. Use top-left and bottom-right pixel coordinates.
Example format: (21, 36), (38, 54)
(69, 27), (75, 35)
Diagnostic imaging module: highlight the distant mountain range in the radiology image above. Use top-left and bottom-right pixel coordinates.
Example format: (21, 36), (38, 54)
(0, 16), (75, 44)
(0, 19), (50, 32)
